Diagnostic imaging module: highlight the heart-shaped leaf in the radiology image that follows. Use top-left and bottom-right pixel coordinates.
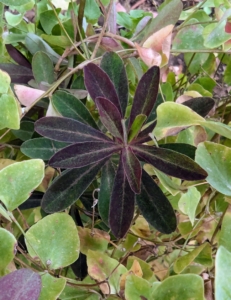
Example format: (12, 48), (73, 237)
(0, 159), (44, 211)
(42, 159), (107, 213)
(109, 157), (135, 238)
(35, 117), (111, 143)
(25, 213), (80, 269)
(100, 52), (128, 116)
(49, 141), (121, 168)
(0, 269), (41, 300)
(132, 145), (207, 181)
(84, 63), (122, 114)
(136, 169), (176, 234)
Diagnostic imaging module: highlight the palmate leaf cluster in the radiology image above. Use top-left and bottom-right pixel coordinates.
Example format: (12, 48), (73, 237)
(32, 52), (211, 238)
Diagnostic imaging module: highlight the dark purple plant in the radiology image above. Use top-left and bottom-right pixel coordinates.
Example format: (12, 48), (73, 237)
(34, 52), (212, 238)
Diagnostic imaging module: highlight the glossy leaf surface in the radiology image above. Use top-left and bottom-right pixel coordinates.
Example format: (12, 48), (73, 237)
(109, 157), (135, 238)
(84, 63), (122, 114)
(122, 147), (141, 194)
(132, 145), (207, 180)
(49, 141), (121, 168)
(21, 138), (69, 160)
(42, 160), (107, 213)
(100, 52), (128, 116)
(52, 90), (98, 129)
(129, 66), (159, 128)
(95, 97), (123, 139)
(35, 117), (111, 143)
(98, 160), (116, 225)
(0, 269), (41, 300)
(0, 228), (17, 272)
(0, 159), (44, 211)
(136, 169), (176, 234)
(25, 213), (80, 269)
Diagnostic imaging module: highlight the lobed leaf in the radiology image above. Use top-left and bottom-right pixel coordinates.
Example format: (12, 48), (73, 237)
(49, 141), (121, 168)
(52, 90), (98, 129)
(136, 169), (176, 234)
(42, 159), (107, 213)
(95, 97), (123, 139)
(129, 66), (160, 128)
(132, 145), (207, 181)
(109, 157), (135, 238)
(35, 117), (111, 143)
(122, 147), (141, 194)
(100, 52), (128, 116)
(21, 137), (69, 160)
(84, 63), (122, 114)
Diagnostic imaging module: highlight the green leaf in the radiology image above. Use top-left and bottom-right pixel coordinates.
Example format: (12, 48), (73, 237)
(40, 9), (61, 34)
(219, 207), (231, 252)
(152, 274), (205, 299)
(39, 273), (66, 300)
(98, 160), (116, 225)
(187, 83), (212, 97)
(87, 250), (127, 294)
(0, 228), (17, 272)
(154, 168), (182, 196)
(195, 142), (231, 196)
(136, 169), (177, 234)
(0, 94), (20, 130)
(125, 275), (154, 299)
(5, 11), (23, 26)
(0, 0), (30, 5)
(32, 51), (55, 84)
(21, 138), (68, 160)
(224, 58), (231, 85)
(42, 159), (107, 213)
(127, 256), (156, 281)
(128, 114), (147, 142)
(25, 213), (80, 269)
(84, 0), (101, 24)
(0, 69), (10, 94)
(178, 187), (201, 225)
(215, 246), (231, 300)
(0, 159), (44, 211)
(174, 243), (212, 273)
(12, 121), (34, 141)
(52, 90), (98, 129)
(100, 52), (128, 117)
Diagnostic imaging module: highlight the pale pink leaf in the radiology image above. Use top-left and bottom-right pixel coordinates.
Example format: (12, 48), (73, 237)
(14, 85), (44, 107)
(116, 2), (126, 12)
(135, 43), (162, 67)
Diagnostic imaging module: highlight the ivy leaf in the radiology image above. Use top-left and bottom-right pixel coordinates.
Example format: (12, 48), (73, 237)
(49, 141), (121, 168)
(95, 97), (123, 139)
(42, 159), (107, 213)
(35, 117), (111, 143)
(100, 52), (128, 116)
(129, 66), (159, 128)
(109, 157), (135, 238)
(136, 169), (176, 234)
(132, 145), (207, 181)
(84, 63), (122, 114)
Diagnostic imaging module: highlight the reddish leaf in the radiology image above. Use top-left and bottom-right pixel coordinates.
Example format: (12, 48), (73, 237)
(0, 64), (34, 84)
(42, 159), (107, 213)
(35, 117), (111, 143)
(136, 170), (177, 234)
(132, 145), (207, 180)
(96, 97), (123, 139)
(0, 269), (41, 300)
(109, 157), (135, 238)
(84, 63), (122, 114)
(5, 45), (31, 69)
(122, 147), (141, 194)
(49, 141), (122, 168)
(129, 66), (160, 128)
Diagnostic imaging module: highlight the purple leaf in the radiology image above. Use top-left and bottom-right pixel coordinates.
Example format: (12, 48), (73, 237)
(109, 157), (135, 238)
(131, 121), (157, 144)
(95, 97), (123, 139)
(129, 66), (160, 128)
(5, 45), (32, 69)
(0, 269), (41, 300)
(35, 117), (111, 143)
(49, 141), (122, 168)
(42, 159), (108, 213)
(122, 147), (141, 194)
(136, 170), (177, 234)
(84, 63), (122, 114)
(132, 145), (207, 180)
(0, 64), (34, 84)
(182, 97), (215, 117)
